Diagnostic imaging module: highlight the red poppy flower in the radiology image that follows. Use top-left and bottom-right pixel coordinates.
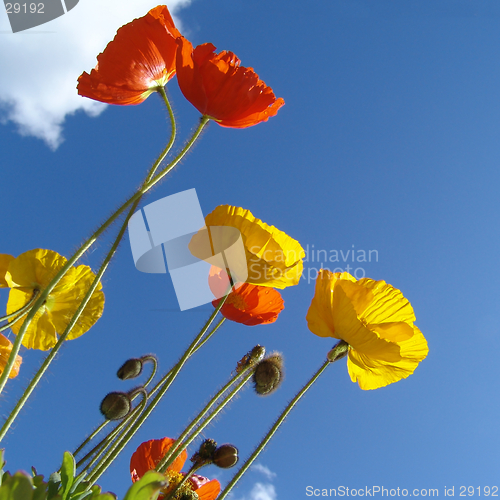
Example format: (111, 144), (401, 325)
(77, 6), (181, 105)
(209, 267), (284, 326)
(176, 38), (285, 128)
(130, 437), (220, 500)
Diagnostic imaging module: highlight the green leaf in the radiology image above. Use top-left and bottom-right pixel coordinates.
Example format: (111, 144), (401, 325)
(0, 471), (34, 500)
(32, 473), (48, 500)
(122, 471), (167, 500)
(0, 449), (6, 486)
(60, 453), (75, 500)
(69, 485), (117, 500)
(47, 472), (61, 500)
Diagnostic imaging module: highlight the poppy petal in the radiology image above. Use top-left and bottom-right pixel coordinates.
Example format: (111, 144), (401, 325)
(176, 38), (284, 128)
(78, 6), (181, 105)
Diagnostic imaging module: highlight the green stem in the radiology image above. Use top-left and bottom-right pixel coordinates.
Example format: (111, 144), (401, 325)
(84, 389), (148, 486)
(74, 317), (226, 465)
(140, 355), (158, 391)
(157, 345), (265, 473)
(74, 356), (158, 465)
(85, 294), (228, 488)
(76, 390), (145, 475)
(0, 115), (208, 400)
(0, 290), (39, 324)
(73, 421), (109, 458)
(164, 463), (202, 500)
(217, 341), (349, 500)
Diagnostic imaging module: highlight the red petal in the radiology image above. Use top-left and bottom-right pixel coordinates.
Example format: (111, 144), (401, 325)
(78, 6), (181, 105)
(130, 437), (187, 482)
(176, 39), (284, 128)
(195, 479), (221, 500)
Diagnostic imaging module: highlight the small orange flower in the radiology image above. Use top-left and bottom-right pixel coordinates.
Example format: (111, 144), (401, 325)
(130, 437), (220, 500)
(78, 6), (181, 105)
(0, 334), (22, 379)
(209, 267), (284, 326)
(176, 38), (285, 128)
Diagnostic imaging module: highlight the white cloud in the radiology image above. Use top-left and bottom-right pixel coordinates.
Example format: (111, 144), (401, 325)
(231, 465), (277, 500)
(251, 464), (277, 480)
(0, 0), (190, 149)
(233, 483), (277, 500)
(247, 483), (277, 500)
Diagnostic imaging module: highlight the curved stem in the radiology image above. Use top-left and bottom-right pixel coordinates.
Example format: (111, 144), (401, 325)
(217, 341), (348, 500)
(0, 116), (208, 400)
(83, 294), (228, 486)
(84, 389), (148, 486)
(140, 355), (158, 391)
(76, 389), (145, 474)
(74, 316), (226, 464)
(0, 290), (39, 324)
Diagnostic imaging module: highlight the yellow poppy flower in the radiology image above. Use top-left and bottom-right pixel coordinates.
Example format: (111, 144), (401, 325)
(306, 270), (428, 390)
(0, 334), (22, 379)
(0, 254), (14, 288)
(189, 205), (305, 289)
(5, 249), (105, 351)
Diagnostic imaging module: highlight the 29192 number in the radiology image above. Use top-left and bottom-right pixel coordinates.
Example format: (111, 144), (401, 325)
(5, 3), (44, 14)
(459, 486), (498, 496)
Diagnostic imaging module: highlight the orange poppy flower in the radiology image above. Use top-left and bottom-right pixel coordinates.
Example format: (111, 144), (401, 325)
(176, 38), (285, 128)
(130, 437), (220, 500)
(0, 334), (22, 379)
(77, 6), (181, 105)
(209, 266), (284, 326)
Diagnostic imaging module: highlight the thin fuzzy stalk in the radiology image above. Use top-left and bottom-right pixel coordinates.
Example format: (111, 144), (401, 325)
(84, 389), (148, 486)
(74, 317), (226, 464)
(157, 345), (265, 473)
(217, 341), (349, 500)
(0, 114), (208, 399)
(0, 290), (39, 324)
(84, 294), (228, 489)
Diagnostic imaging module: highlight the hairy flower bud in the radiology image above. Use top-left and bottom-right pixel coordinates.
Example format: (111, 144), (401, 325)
(100, 391), (132, 420)
(236, 345), (266, 373)
(253, 353), (284, 396)
(198, 439), (218, 460)
(117, 358), (143, 380)
(213, 444), (239, 469)
(327, 340), (349, 363)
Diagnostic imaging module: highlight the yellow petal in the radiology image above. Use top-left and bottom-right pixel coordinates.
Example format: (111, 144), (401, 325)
(49, 265), (104, 342)
(190, 205), (305, 288)
(352, 278), (416, 329)
(307, 270), (428, 390)
(307, 271), (401, 362)
(7, 298), (58, 350)
(0, 254), (14, 288)
(347, 326), (429, 390)
(6, 250), (105, 350)
(6, 249), (67, 289)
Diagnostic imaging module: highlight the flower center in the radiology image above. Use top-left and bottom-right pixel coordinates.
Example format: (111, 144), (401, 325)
(163, 471), (199, 499)
(226, 292), (248, 310)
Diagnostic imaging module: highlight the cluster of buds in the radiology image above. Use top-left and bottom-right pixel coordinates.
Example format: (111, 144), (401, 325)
(191, 439), (239, 469)
(99, 355), (157, 421)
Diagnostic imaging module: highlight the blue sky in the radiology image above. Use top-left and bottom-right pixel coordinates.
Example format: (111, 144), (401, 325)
(1, 1), (500, 499)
